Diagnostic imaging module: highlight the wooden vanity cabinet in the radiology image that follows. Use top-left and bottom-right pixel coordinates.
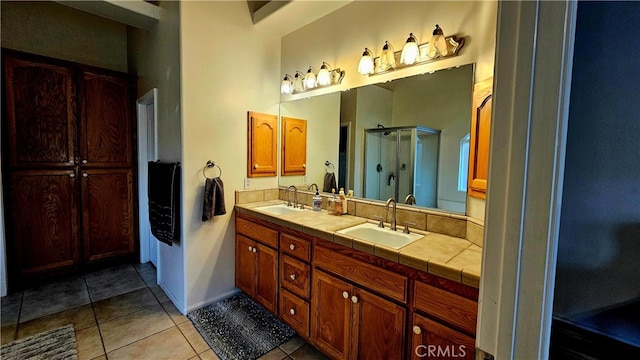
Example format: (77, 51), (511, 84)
(235, 216), (279, 313)
(410, 313), (475, 360)
(312, 269), (406, 360)
(278, 232), (312, 337)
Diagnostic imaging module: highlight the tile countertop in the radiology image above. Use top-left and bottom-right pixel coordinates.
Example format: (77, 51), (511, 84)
(235, 200), (482, 288)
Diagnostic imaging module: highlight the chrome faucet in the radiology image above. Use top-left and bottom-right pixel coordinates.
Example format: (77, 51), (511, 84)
(307, 183), (318, 192)
(385, 198), (397, 231)
(404, 194), (416, 205)
(286, 185), (298, 208)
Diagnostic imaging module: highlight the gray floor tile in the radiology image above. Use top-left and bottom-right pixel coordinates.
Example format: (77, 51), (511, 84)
(23, 275), (86, 298)
(86, 265), (146, 302)
(93, 287), (159, 323)
(20, 286), (90, 322)
(84, 264), (138, 285)
(139, 268), (157, 287)
(1, 292), (22, 326)
(258, 347), (288, 360)
(279, 336), (306, 354)
(149, 285), (171, 303)
(134, 262), (155, 273)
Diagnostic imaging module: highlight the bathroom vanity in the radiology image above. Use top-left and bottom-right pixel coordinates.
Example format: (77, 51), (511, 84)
(235, 188), (482, 360)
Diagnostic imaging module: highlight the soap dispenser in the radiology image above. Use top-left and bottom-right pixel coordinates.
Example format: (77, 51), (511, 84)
(312, 189), (322, 211)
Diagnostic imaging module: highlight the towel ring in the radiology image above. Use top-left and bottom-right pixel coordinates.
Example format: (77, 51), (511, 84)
(203, 160), (222, 179)
(325, 160), (335, 173)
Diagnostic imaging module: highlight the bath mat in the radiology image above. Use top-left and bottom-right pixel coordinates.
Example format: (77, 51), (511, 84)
(1, 324), (78, 360)
(188, 293), (295, 360)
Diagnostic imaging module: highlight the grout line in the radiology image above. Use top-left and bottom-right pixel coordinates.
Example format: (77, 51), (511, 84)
(12, 291), (25, 340)
(175, 320), (206, 357)
(83, 272), (109, 360)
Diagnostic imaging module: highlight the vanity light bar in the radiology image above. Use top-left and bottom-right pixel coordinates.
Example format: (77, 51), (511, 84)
(281, 62), (345, 95)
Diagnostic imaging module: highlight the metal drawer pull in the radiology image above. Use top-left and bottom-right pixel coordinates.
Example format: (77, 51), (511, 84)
(289, 308), (295, 315)
(289, 274), (296, 280)
(413, 326), (422, 335)
(351, 296), (358, 304)
(289, 244), (295, 250)
(342, 291), (349, 299)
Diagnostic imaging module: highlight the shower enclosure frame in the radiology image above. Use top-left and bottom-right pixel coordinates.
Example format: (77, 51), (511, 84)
(363, 126), (441, 205)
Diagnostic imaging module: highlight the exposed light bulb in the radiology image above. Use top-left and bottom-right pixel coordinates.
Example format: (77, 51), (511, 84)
(317, 62), (331, 86)
(357, 48), (374, 75)
(400, 33), (420, 65)
(428, 24), (448, 59)
(293, 71), (304, 92)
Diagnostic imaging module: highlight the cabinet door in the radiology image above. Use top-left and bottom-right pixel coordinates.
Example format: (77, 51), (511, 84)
(255, 242), (279, 313)
(235, 235), (256, 295)
(411, 313), (475, 360)
(468, 77), (493, 199)
(281, 117), (307, 176)
(247, 111), (277, 177)
(8, 170), (80, 276)
(81, 168), (135, 262)
(80, 70), (132, 167)
(352, 287), (406, 360)
(312, 270), (352, 360)
(3, 56), (76, 168)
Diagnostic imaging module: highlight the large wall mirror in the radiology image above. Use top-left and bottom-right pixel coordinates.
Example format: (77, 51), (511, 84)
(279, 63), (474, 214)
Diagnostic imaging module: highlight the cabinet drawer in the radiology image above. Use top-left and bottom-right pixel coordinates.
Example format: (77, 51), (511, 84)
(280, 254), (311, 299)
(314, 246), (407, 303)
(279, 233), (311, 262)
(280, 288), (310, 337)
(236, 217), (278, 248)
(413, 281), (478, 335)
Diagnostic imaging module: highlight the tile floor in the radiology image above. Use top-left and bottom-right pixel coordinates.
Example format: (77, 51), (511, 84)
(0, 263), (327, 360)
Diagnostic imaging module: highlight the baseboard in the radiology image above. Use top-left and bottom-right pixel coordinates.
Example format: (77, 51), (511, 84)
(158, 281), (187, 314)
(186, 288), (242, 313)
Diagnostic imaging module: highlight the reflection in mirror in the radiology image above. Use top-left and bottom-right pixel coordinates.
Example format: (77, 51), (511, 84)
(279, 64), (474, 214)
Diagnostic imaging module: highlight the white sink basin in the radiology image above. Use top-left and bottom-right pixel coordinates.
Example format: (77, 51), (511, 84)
(336, 222), (423, 249)
(256, 204), (306, 216)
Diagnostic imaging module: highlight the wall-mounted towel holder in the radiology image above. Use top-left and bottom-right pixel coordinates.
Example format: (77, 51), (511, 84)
(203, 160), (222, 179)
(325, 160), (335, 173)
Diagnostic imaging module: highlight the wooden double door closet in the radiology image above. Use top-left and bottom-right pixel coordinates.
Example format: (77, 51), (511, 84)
(2, 50), (138, 288)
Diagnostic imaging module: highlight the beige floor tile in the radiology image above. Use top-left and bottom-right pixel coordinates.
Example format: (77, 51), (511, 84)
(1, 325), (16, 345)
(100, 304), (174, 352)
(149, 285), (171, 303)
(188, 356), (200, 360)
(93, 287), (158, 324)
(290, 343), (328, 360)
(161, 300), (188, 324)
(107, 327), (197, 360)
(279, 336), (306, 354)
(76, 325), (105, 360)
(90, 356), (106, 360)
(17, 304), (96, 339)
(178, 321), (210, 354)
(198, 349), (221, 360)
(258, 347), (288, 360)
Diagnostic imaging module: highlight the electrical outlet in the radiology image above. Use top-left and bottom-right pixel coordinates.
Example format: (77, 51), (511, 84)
(244, 178), (251, 189)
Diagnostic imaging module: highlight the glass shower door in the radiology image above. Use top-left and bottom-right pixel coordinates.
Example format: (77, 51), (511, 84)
(364, 130), (397, 201)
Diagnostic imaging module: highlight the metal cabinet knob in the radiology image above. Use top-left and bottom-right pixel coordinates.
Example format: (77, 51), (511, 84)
(289, 244), (295, 251)
(82, 173), (88, 178)
(248, 246), (253, 251)
(289, 308), (295, 315)
(82, 159), (88, 164)
(254, 164), (259, 169)
(252, 247), (257, 253)
(289, 274), (296, 281)
(342, 291), (349, 299)
(413, 326), (422, 335)
(351, 296), (358, 304)
(69, 173), (75, 178)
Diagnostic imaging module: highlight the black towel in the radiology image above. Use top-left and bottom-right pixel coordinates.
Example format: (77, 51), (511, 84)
(323, 172), (337, 193)
(202, 177), (226, 221)
(148, 161), (180, 246)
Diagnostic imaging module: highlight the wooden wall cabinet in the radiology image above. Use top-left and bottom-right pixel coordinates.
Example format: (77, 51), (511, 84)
(247, 111), (277, 177)
(468, 77), (493, 199)
(281, 117), (307, 176)
(2, 51), (136, 282)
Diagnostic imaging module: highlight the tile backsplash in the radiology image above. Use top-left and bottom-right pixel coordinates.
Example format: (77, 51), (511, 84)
(236, 187), (484, 246)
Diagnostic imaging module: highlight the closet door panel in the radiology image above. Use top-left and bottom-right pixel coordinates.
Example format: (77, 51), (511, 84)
(81, 168), (135, 262)
(8, 170), (80, 275)
(80, 71), (132, 167)
(3, 56), (76, 168)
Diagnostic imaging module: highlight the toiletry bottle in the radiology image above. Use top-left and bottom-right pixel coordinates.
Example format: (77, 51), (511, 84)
(328, 188), (336, 214)
(333, 192), (343, 215)
(339, 187), (347, 214)
(312, 190), (322, 211)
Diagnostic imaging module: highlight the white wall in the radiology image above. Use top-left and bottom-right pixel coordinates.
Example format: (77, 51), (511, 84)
(128, 1), (185, 310)
(1, 1), (128, 72)
(179, 1), (281, 310)
(281, 0), (497, 220)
